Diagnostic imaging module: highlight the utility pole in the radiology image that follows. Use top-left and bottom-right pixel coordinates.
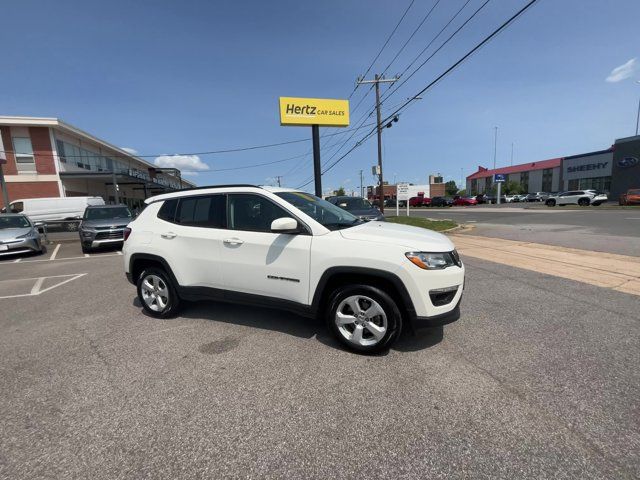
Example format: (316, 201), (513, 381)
(357, 74), (399, 213)
(510, 142), (514, 166)
(493, 126), (498, 169)
(359, 169), (364, 198)
(275, 175), (283, 187)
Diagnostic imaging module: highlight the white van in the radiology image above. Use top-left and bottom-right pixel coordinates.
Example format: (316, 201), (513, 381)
(2, 197), (105, 227)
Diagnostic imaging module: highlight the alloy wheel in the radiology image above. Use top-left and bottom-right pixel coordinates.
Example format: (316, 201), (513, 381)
(141, 274), (170, 312)
(335, 295), (388, 347)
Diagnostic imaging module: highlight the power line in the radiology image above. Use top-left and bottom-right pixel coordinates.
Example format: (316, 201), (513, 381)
(347, 0), (416, 99)
(379, 0), (541, 128)
(381, 0), (488, 104)
(378, 0), (442, 78)
(301, 0), (541, 186)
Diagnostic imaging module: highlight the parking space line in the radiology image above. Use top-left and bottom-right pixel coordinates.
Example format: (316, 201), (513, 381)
(49, 244), (61, 261)
(84, 253), (90, 258)
(117, 251), (123, 255)
(30, 277), (45, 295)
(13, 258), (21, 263)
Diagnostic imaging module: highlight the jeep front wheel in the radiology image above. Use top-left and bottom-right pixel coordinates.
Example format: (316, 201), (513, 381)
(326, 285), (401, 354)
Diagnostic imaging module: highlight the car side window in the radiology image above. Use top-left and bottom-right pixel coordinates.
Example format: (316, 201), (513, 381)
(10, 202), (24, 213)
(157, 199), (178, 222)
(227, 194), (291, 233)
(175, 195), (225, 228)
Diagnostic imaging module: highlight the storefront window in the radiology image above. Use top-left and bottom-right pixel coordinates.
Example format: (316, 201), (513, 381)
(542, 168), (553, 192)
(520, 171), (529, 192)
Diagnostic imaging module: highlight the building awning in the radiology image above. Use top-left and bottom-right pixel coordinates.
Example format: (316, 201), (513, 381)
(59, 171), (184, 193)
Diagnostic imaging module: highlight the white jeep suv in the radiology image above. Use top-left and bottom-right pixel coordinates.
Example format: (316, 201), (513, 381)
(123, 185), (464, 353)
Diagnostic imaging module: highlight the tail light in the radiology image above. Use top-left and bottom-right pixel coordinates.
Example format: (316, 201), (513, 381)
(123, 227), (132, 241)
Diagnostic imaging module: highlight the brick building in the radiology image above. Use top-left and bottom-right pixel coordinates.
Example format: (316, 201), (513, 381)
(0, 116), (194, 210)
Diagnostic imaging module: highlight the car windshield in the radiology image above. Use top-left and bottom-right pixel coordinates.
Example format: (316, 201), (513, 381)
(276, 191), (362, 231)
(0, 216), (30, 229)
(84, 207), (132, 220)
(629, 189), (640, 195)
(333, 197), (373, 210)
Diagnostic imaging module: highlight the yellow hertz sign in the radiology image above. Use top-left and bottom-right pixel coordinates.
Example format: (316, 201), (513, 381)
(279, 97), (350, 127)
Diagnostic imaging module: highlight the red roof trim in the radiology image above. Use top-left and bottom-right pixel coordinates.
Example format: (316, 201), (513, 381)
(466, 157), (562, 180)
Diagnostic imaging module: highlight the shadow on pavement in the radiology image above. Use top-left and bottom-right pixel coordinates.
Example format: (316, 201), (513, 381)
(133, 297), (444, 354)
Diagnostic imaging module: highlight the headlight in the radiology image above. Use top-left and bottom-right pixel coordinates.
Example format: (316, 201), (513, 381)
(17, 229), (39, 239)
(405, 251), (461, 270)
(81, 230), (94, 237)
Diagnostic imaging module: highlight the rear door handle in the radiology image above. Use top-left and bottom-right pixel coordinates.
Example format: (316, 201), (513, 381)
(161, 232), (177, 239)
(223, 237), (244, 246)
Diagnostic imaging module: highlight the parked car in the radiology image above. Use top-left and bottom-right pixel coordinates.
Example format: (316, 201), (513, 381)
(384, 198), (398, 208)
(327, 196), (384, 221)
(431, 196), (453, 207)
(545, 190), (608, 207)
(504, 195), (516, 203)
(79, 204), (133, 253)
(619, 188), (640, 206)
(484, 195), (507, 204)
(525, 192), (548, 202)
(1, 196), (105, 231)
(409, 196), (426, 207)
(123, 185), (465, 354)
(0, 213), (44, 257)
(475, 194), (489, 204)
(453, 196), (478, 206)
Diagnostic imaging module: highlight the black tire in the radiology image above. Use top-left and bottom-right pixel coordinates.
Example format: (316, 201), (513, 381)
(592, 202), (601, 206)
(326, 284), (402, 354)
(136, 267), (181, 318)
(546, 199), (556, 207)
(578, 198), (590, 207)
(81, 244), (91, 254)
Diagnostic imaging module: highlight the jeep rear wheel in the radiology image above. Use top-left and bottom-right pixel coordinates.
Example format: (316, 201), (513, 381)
(578, 198), (590, 206)
(546, 199), (556, 207)
(137, 267), (181, 318)
(326, 285), (401, 354)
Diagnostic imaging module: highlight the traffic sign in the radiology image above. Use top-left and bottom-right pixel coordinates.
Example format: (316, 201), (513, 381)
(494, 173), (506, 183)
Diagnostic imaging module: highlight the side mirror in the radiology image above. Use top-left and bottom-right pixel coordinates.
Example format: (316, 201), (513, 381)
(34, 221), (44, 227)
(271, 217), (300, 234)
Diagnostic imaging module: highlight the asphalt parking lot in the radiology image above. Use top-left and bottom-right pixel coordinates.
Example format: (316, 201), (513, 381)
(1, 238), (638, 479)
(407, 205), (640, 256)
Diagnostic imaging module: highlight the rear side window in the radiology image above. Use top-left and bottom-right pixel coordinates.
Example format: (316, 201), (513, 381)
(175, 195), (225, 228)
(157, 199), (178, 222)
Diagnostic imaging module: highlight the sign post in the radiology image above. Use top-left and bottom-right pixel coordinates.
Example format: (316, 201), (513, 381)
(0, 133), (9, 210)
(493, 173), (506, 205)
(279, 97), (350, 197)
(397, 183), (410, 217)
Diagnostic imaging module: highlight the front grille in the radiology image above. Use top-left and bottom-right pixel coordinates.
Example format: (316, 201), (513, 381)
(94, 224), (127, 231)
(95, 230), (124, 240)
(429, 286), (458, 307)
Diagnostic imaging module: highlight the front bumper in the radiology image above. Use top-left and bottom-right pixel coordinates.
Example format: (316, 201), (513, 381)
(410, 298), (461, 329)
(0, 237), (41, 256)
(80, 228), (125, 248)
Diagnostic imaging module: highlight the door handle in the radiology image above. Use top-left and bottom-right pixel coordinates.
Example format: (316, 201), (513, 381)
(223, 237), (244, 246)
(161, 232), (177, 239)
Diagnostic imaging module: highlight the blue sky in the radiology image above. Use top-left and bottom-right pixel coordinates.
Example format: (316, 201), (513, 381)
(2, 0), (640, 193)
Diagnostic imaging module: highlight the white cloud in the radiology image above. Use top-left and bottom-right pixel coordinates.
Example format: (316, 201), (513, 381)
(154, 154), (210, 174)
(121, 147), (138, 155)
(605, 58), (638, 83)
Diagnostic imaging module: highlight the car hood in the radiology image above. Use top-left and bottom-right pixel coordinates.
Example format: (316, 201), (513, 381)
(0, 227), (32, 240)
(81, 218), (131, 228)
(339, 221), (455, 251)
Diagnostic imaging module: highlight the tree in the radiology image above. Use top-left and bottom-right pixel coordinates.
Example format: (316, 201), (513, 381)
(445, 180), (458, 196)
(503, 180), (522, 195)
(457, 189), (467, 197)
(334, 187), (346, 196)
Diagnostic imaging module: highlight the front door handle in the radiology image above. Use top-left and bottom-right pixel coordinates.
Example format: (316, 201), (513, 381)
(223, 237), (244, 246)
(161, 232), (177, 239)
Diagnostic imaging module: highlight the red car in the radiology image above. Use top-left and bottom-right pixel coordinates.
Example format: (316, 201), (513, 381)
(409, 196), (430, 207)
(619, 188), (640, 205)
(453, 196), (478, 206)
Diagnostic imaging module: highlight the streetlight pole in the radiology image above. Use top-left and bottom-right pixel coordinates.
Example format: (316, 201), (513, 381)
(635, 81), (640, 136)
(493, 126), (498, 169)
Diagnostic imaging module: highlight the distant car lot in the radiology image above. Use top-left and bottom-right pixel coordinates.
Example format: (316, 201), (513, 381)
(1, 236), (638, 478)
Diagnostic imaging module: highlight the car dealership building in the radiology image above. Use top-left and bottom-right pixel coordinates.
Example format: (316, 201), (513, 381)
(0, 116), (195, 210)
(466, 134), (640, 199)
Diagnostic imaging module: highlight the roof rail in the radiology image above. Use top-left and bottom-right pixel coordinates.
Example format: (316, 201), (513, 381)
(173, 184), (261, 193)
